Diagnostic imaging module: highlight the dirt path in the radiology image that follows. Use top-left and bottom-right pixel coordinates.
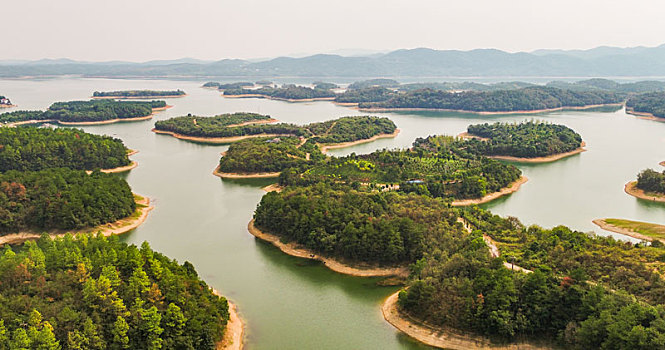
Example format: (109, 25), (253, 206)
(452, 176), (528, 206)
(247, 219), (409, 277)
(0, 195), (153, 246)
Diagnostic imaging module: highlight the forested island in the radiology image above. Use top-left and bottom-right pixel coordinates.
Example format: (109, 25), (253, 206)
(334, 87), (397, 104)
(252, 180), (665, 349)
(0, 127), (132, 172)
(626, 92), (665, 119)
(0, 235), (232, 349)
(223, 84), (336, 101)
(0, 96), (13, 108)
(155, 114), (397, 146)
(0, 100), (168, 126)
(461, 121), (585, 161)
(625, 168), (665, 202)
(92, 89), (186, 98)
(203, 82), (254, 89)
(358, 86), (623, 113)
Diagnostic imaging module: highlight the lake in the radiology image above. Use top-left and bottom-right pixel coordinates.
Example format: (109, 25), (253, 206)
(1, 77), (664, 349)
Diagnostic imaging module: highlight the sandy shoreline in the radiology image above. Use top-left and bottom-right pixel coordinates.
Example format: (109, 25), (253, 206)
(488, 142), (587, 163)
(213, 165), (281, 179)
(359, 103), (623, 115)
(153, 129), (292, 144)
(626, 107), (665, 121)
(624, 181), (665, 203)
(262, 183), (284, 192)
(319, 129), (400, 153)
(248, 219), (409, 277)
(0, 104), (16, 108)
(0, 194), (153, 246)
(452, 176), (528, 206)
(382, 291), (548, 350)
(222, 94), (336, 103)
(98, 161), (138, 174)
(592, 219), (662, 243)
(212, 289), (245, 350)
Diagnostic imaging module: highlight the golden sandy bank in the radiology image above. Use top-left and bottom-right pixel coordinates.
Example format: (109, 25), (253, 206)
(262, 183), (284, 192)
(489, 142), (586, 163)
(248, 219), (409, 277)
(382, 291), (550, 350)
(592, 219), (663, 243)
(152, 129), (292, 144)
(212, 289), (245, 350)
(360, 103), (623, 115)
(0, 104), (16, 108)
(626, 107), (665, 122)
(625, 181), (665, 203)
(319, 129), (400, 153)
(0, 194), (153, 246)
(452, 176), (528, 206)
(212, 165), (280, 179)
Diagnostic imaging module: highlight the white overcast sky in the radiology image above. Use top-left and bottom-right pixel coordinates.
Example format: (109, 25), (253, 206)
(3, 0), (664, 61)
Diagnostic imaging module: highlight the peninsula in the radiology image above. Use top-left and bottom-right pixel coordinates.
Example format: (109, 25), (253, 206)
(625, 168), (665, 202)
(92, 89), (186, 99)
(593, 218), (665, 243)
(626, 92), (665, 120)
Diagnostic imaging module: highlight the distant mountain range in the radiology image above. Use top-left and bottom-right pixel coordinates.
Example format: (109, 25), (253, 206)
(2, 44), (665, 79)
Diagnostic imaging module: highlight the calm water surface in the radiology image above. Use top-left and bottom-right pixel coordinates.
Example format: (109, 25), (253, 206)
(2, 78), (664, 349)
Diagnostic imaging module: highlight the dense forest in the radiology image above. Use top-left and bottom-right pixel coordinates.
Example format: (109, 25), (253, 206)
(626, 92), (665, 118)
(359, 87), (623, 112)
(253, 183), (665, 348)
(0, 127), (131, 172)
(0, 100), (166, 124)
(92, 90), (185, 97)
(0, 168), (136, 233)
(347, 79), (400, 90)
(636, 168), (665, 194)
(334, 87), (397, 103)
(154, 113), (306, 138)
(155, 114), (396, 143)
(223, 84), (336, 100)
(0, 235), (229, 349)
(294, 136), (521, 200)
(219, 137), (323, 174)
(464, 121), (583, 157)
(313, 82), (339, 90)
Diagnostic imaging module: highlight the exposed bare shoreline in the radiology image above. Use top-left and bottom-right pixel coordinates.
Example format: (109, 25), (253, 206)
(0, 104), (16, 108)
(222, 94), (336, 103)
(382, 291), (549, 350)
(626, 107), (665, 121)
(4, 106), (170, 127)
(318, 129), (400, 153)
(624, 181), (665, 203)
(592, 219), (663, 243)
(487, 142), (587, 163)
(152, 129), (292, 144)
(359, 103), (623, 115)
(97, 161), (138, 174)
(262, 183), (283, 192)
(212, 289), (245, 350)
(248, 219), (409, 277)
(212, 164), (281, 179)
(0, 194), (153, 246)
(452, 176), (528, 206)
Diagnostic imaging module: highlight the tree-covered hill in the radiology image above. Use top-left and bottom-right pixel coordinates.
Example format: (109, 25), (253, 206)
(0, 127), (131, 172)
(464, 121), (583, 157)
(92, 90), (185, 98)
(0, 100), (166, 124)
(0, 235), (229, 349)
(626, 92), (665, 118)
(223, 84), (335, 100)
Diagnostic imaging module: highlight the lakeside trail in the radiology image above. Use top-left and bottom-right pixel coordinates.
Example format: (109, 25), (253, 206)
(452, 176), (528, 206)
(0, 195), (154, 246)
(625, 181), (665, 203)
(381, 291), (549, 350)
(212, 289), (245, 350)
(212, 165), (281, 179)
(318, 129), (401, 153)
(247, 219), (409, 278)
(359, 103), (623, 115)
(592, 219), (665, 243)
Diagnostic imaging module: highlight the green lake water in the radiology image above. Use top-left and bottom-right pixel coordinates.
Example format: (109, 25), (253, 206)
(2, 78), (664, 349)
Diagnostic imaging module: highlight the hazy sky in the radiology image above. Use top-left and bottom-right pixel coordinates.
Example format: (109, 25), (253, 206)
(3, 0), (665, 61)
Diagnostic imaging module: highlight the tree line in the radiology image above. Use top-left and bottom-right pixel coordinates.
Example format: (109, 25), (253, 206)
(636, 168), (665, 194)
(0, 234), (229, 349)
(0, 100), (166, 124)
(627, 92), (665, 118)
(223, 84), (336, 100)
(93, 90), (185, 97)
